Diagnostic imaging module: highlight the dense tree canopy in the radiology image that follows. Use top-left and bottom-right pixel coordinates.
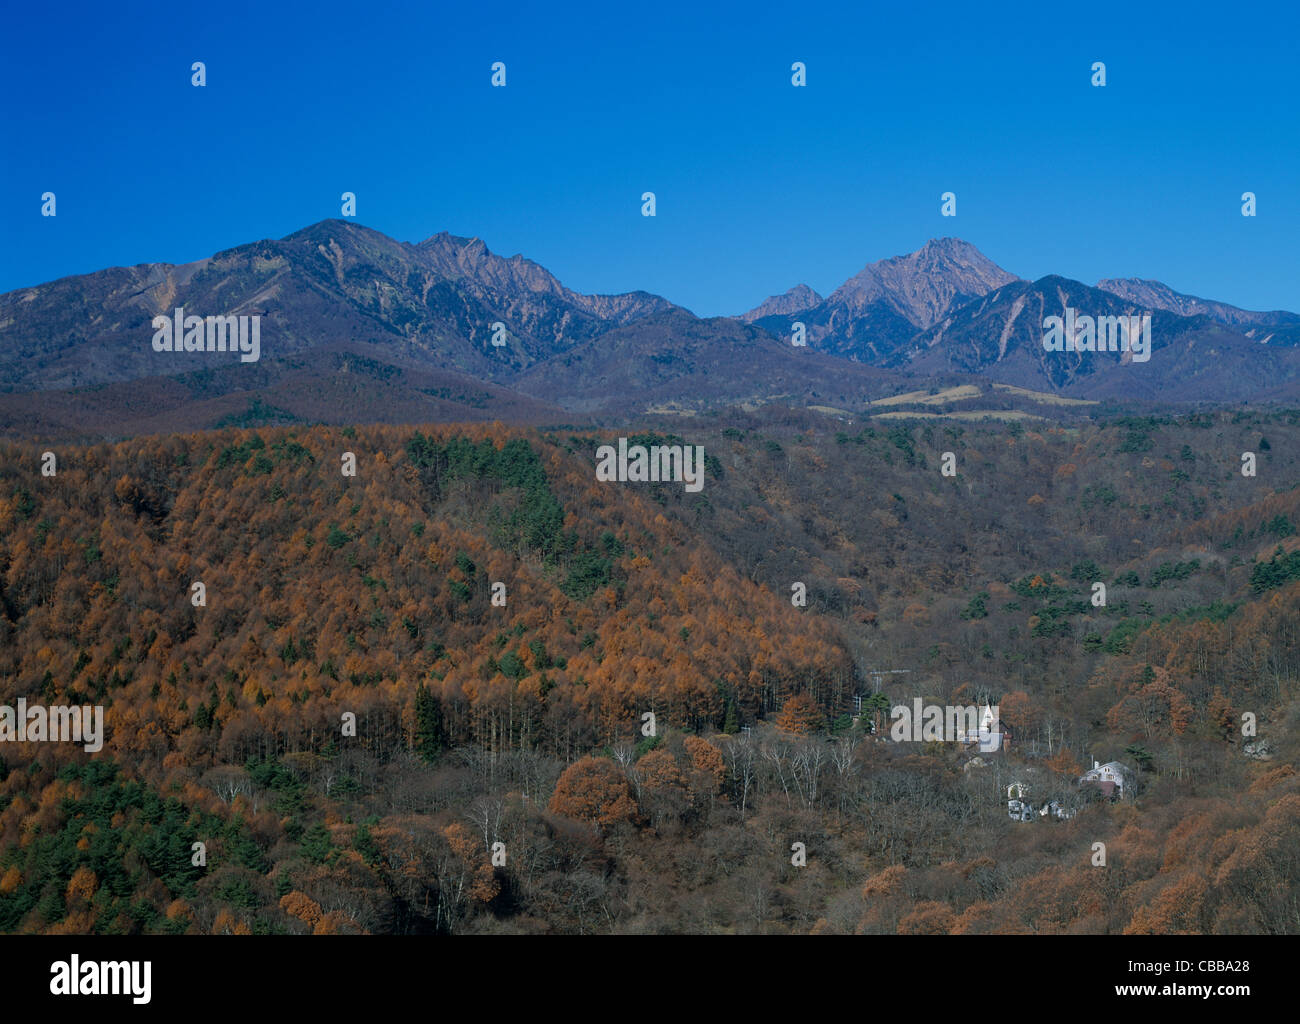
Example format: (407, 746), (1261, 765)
(0, 407), (1297, 933)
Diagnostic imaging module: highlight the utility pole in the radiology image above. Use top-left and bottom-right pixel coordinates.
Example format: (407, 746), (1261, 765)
(864, 668), (911, 694)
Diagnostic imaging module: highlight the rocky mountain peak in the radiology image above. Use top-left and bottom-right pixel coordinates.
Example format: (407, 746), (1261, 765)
(828, 238), (1020, 328)
(741, 283), (823, 322)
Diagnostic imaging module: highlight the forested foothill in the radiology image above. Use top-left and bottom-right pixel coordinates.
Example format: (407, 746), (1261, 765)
(1, 405), (1297, 934)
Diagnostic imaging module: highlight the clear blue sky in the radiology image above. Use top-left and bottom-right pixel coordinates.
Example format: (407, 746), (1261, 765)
(2, 0), (1297, 316)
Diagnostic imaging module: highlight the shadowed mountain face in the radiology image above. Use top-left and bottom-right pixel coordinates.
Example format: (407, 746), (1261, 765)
(511, 310), (904, 415)
(0, 220), (679, 393)
(0, 344), (571, 442)
(900, 276), (1300, 401)
(3, 224), (1300, 441)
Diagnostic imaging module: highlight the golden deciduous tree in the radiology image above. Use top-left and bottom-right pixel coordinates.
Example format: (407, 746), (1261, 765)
(1206, 688), (1235, 741)
(1108, 677), (1194, 739)
(314, 911), (356, 934)
(775, 693), (823, 735)
(861, 864), (907, 899)
(164, 900), (195, 930)
(279, 891), (323, 928)
(211, 909), (252, 935)
(897, 900), (955, 935)
(1123, 873), (1208, 934)
(64, 866), (97, 914)
(548, 756), (637, 827)
(683, 735), (725, 796)
(637, 748), (686, 793)
(470, 864), (500, 904)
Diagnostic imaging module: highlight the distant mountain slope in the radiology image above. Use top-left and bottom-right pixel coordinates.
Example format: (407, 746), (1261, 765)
(740, 284), (823, 322)
(1098, 277), (1300, 348)
(0, 220), (681, 392)
(746, 238), (1020, 363)
(512, 310), (906, 415)
(0, 341), (571, 442)
(1097, 277), (1300, 330)
(900, 275), (1300, 400)
(752, 297), (920, 364)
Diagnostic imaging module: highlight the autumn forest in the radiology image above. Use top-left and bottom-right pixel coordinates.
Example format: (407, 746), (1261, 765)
(1, 407), (1298, 935)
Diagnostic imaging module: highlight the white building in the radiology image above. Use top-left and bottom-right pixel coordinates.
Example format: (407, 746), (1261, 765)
(956, 703), (1002, 751)
(1078, 760), (1134, 798)
(1007, 782), (1033, 821)
(1007, 781), (1072, 821)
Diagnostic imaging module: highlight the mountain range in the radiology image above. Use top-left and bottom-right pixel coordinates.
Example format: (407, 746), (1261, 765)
(2, 222), (1297, 440)
(746, 237), (1020, 364)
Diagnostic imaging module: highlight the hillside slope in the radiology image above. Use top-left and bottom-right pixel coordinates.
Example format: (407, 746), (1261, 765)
(0, 408), (1297, 934)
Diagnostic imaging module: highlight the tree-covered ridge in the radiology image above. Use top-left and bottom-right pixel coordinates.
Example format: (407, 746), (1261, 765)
(0, 407), (1296, 933)
(0, 422), (847, 757)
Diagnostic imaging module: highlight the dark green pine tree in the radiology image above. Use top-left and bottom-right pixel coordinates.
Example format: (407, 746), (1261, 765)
(415, 682), (447, 763)
(722, 699), (740, 735)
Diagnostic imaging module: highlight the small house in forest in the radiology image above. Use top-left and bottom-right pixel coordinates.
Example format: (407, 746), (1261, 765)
(1078, 760), (1134, 798)
(956, 703), (1008, 751)
(1007, 781), (1072, 822)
